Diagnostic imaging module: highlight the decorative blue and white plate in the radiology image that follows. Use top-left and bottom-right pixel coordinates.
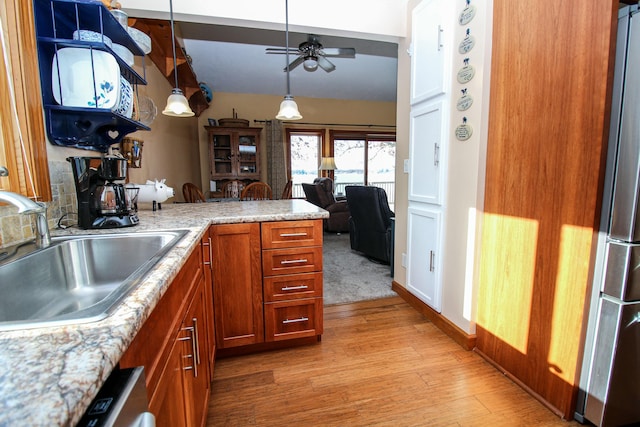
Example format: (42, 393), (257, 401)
(114, 76), (133, 118)
(51, 48), (120, 109)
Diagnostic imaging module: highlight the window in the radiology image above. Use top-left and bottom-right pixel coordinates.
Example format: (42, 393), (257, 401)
(331, 131), (396, 201)
(0, 0), (50, 200)
(286, 129), (322, 198)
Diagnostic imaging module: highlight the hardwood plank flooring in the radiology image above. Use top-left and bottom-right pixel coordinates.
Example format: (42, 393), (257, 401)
(208, 297), (582, 426)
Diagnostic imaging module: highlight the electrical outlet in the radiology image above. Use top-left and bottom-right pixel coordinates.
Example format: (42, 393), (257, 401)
(401, 253), (407, 267)
(403, 159), (409, 173)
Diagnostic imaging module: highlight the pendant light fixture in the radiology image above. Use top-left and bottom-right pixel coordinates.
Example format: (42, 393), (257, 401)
(275, 0), (302, 121)
(162, 0), (195, 117)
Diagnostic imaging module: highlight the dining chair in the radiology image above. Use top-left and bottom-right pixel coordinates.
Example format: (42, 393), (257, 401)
(222, 180), (245, 198)
(281, 180), (293, 199)
(240, 182), (273, 201)
(182, 182), (206, 203)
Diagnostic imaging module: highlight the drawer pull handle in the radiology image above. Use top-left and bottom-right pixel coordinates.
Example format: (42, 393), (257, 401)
(282, 317), (309, 324)
(179, 323), (199, 378)
(280, 258), (307, 265)
(279, 232), (308, 237)
(203, 237), (212, 267)
(281, 285), (309, 291)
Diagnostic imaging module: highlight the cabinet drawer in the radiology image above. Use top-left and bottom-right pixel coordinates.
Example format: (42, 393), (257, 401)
(262, 246), (322, 276)
(261, 220), (323, 249)
(264, 298), (323, 341)
(264, 272), (323, 302)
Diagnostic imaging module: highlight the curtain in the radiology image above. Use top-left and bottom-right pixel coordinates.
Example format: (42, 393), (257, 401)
(265, 120), (287, 198)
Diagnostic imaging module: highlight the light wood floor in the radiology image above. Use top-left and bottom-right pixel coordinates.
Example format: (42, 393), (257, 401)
(208, 297), (582, 426)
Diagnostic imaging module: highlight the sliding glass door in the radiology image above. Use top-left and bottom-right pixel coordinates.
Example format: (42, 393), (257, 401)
(332, 132), (396, 202)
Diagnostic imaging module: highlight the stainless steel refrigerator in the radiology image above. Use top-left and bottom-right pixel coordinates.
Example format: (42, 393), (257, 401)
(575, 5), (640, 426)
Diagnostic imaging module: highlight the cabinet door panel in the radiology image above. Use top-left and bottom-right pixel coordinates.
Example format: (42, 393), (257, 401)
(409, 101), (447, 205)
(211, 223), (264, 348)
(202, 233), (216, 381)
(407, 206), (442, 312)
(182, 281), (210, 427)
(410, 0), (450, 104)
(149, 339), (188, 427)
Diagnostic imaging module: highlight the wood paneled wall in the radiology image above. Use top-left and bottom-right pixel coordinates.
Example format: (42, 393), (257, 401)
(476, 0), (617, 419)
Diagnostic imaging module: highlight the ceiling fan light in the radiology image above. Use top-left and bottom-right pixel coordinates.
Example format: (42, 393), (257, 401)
(303, 57), (318, 71)
(162, 88), (195, 117)
(276, 95), (302, 121)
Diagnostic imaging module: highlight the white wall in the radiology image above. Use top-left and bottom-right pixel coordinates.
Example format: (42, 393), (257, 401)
(122, 0), (408, 42)
(439, 0), (493, 334)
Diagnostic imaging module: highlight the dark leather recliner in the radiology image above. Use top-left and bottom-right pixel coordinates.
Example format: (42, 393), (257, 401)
(302, 178), (350, 233)
(345, 185), (395, 264)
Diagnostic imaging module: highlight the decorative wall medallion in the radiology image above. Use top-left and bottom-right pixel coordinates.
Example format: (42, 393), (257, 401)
(459, 29), (476, 54)
(455, 117), (473, 141)
(456, 89), (474, 111)
(457, 58), (476, 83)
(459, 0), (476, 25)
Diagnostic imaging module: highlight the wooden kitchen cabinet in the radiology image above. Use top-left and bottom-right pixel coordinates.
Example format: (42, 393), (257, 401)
(261, 220), (323, 341)
(201, 234), (216, 381)
(206, 126), (261, 182)
(211, 219), (324, 352)
(148, 338), (188, 427)
(211, 223), (264, 349)
(120, 241), (211, 427)
(181, 281), (210, 427)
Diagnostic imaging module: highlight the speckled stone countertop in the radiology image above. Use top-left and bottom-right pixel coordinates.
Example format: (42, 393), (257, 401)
(0, 200), (327, 427)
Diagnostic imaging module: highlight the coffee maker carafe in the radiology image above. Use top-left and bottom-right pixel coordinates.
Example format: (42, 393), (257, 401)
(68, 156), (139, 229)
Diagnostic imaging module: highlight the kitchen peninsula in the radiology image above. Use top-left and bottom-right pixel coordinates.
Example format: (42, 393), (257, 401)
(0, 200), (328, 426)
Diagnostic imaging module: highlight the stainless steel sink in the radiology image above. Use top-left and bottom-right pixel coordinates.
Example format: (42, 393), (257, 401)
(0, 230), (188, 331)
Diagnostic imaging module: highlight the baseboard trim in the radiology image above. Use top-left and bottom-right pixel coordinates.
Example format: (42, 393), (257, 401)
(392, 281), (476, 350)
(216, 335), (321, 358)
(473, 347), (567, 420)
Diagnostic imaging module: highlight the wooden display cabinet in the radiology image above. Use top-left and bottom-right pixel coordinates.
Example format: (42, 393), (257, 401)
(206, 126), (261, 182)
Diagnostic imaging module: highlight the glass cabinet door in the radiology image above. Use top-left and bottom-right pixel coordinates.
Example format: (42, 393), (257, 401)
(212, 134), (233, 176)
(237, 135), (257, 176)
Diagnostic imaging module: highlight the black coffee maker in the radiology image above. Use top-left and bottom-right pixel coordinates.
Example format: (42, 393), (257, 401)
(68, 156), (139, 229)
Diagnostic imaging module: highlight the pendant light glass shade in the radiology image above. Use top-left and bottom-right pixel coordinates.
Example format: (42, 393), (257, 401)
(162, 0), (195, 118)
(276, 0), (302, 121)
(163, 88), (195, 117)
(276, 95), (302, 120)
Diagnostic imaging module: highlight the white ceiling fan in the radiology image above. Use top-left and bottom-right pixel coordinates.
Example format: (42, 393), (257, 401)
(266, 34), (356, 73)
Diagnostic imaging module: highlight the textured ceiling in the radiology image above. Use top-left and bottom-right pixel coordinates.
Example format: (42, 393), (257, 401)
(180, 23), (399, 102)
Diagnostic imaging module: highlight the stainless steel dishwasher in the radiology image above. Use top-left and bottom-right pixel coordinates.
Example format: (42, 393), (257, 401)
(77, 366), (155, 427)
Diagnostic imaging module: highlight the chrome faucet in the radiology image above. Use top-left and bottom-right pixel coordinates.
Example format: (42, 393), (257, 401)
(0, 191), (51, 248)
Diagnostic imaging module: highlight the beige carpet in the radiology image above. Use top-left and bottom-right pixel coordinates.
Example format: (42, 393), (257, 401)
(322, 232), (396, 305)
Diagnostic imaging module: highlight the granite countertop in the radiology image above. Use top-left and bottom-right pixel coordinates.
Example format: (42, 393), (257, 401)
(0, 200), (327, 427)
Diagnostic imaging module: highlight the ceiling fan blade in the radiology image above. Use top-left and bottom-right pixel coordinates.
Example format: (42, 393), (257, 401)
(266, 48), (299, 54)
(283, 55), (305, 72)
(321, 47), (356, 57)
(317, 55), (336, 73)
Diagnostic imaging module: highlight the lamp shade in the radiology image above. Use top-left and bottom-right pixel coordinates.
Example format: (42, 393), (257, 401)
(319, 157), (337, 170)
(276, 95), (302, 120)
(162, 88), (195, 117)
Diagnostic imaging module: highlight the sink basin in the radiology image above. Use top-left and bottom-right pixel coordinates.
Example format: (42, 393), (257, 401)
(0, 230), (187, 331)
